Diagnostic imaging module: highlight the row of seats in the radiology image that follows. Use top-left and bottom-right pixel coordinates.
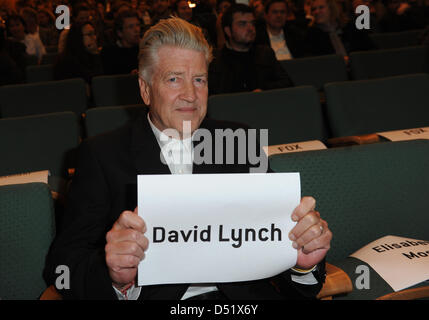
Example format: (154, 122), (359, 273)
(2, 139), (429, 299)
(1, 73), (428, 174)
(24, 45), (429, 90)
(208, 73), (429, 144)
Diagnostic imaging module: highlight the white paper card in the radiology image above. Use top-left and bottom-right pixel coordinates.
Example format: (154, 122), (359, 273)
(137, 173), (299, 286)
(0, 170), (49, 187)
(350, 235), (429, 292)
(377, 127), (429, 142)
(263, 140), (327, 157)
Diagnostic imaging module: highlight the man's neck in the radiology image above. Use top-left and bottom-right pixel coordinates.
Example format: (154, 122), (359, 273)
(267, 25), (282, 36)
(226, 41), (251, 52)
(119, 39), (135, 48)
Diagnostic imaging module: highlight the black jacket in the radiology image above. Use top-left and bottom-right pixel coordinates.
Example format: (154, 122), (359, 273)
(254, 21), (308, 59)
(208, 45), (293, 95)
(306, 21), (374, 56)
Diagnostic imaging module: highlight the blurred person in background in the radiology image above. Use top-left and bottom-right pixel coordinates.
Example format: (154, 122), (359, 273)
(6, 13), (46, 63)
(54, 21), (103, 85)
(306, 0), (374, 59)
(101, 9), (141, 75)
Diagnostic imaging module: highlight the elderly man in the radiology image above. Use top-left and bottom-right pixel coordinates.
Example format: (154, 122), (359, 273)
(43, 17), (332, 300)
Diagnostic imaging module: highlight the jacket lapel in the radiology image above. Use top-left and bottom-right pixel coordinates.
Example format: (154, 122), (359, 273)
(130, 111), (171, 175)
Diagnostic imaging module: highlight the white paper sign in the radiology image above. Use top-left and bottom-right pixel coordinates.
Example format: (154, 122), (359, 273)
(137, 173), (299, 286)
(350, 235), (429, 292)
(263, 140), (327, 157)
(377, 127), (429, 142)
(0, 170), (49, 187)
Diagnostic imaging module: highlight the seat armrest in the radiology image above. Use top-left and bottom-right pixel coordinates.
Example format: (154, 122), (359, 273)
(327, 134), (380, 147)
(40, 285), (63, 300)
(317, 263), (353, 299)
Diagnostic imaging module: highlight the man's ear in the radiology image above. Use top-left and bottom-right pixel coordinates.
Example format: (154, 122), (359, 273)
(139, 77), (151, 106)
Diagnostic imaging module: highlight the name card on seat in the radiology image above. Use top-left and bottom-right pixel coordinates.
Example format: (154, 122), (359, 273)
(263, 140), (327, 157)
(0, 170), (50, 187)
(377, 127), (429, 142)
(350, 235), (429, 292)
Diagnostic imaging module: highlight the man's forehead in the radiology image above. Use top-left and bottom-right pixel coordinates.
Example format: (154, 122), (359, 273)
(232, 12), (255, 23)
(154, 46), (208, 75)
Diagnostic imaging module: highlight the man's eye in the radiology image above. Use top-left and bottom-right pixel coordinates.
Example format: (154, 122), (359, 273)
(195, 78), (207, 84)
(169, 77), (177, 82)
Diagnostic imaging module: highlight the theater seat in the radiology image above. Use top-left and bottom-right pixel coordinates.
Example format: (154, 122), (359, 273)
(0, 112), (80, 181)
(280, 54), (348, 91)
(369, 29), (424, 49)
(84, 104), (146, 137)
(26, 64), (54, 83)
(349, 45), (429, 80)
(0, 78), (87, 118)
(270, 139), (429, 299)
(91, 74), (142, 107)
(0, 183), (55, 299)
(324, 73), (429, 137)
(208, 86), (329, 146)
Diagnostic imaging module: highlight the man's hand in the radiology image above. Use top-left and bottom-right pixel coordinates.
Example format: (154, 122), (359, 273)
(105, 207), (148, 290)
(289, 197), (332, 270)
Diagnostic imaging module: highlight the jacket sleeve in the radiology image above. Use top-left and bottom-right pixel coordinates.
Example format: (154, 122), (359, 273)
(43, 140), (118, 299)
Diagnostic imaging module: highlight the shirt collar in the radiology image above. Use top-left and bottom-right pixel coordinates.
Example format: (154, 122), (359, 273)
(147, 112), (193, 152)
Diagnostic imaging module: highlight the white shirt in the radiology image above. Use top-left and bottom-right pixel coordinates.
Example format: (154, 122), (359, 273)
(22, 32), (46, 61)
(267, 28), (293, 61)
(113, 115), (318, 300)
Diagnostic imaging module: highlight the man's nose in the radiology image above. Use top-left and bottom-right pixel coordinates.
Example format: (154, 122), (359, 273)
(180, 81), (197, 102)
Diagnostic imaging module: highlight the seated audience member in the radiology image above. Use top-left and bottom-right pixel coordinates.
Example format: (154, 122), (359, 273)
(209, 4), (293, 95)
(101, 9), (141, 75)
(151, 0), (171, 25)
(378, 0), (427, 32)
(6, 14), (46, 63)
(58, 4), (93, 53)
(254, 0), (308, 60)
(54, 21), (103, 84)
(0, 24), (24, 85)
(215, 0), (235, 48)
(173, 0), (194, 22)
(306, 0), (374, 57)
(43, 17), (332, 300)
(37, 8), (59, 47)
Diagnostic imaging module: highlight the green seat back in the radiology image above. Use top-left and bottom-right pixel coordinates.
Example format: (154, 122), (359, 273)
(269, 140), (429, 264)
(0, 183), (55, 299)
(0, 112), (80, 177)
(26, 64), (54, 83)
(208, 87), (329, 145)
(91, 74), (142, 107)
(324, 73), (429, 137)
(280, 54), (348, 91)
(369, 29), (424, 49)
(349, 46), (429, 80)
(85, 104), (146, 137)
(0, 78), (87, 118)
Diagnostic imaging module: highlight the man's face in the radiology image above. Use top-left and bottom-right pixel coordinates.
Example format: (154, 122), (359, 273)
(139, 46), (208, 136)
(265, 2), (287, 30)
(118, 17), (141, 47)
(226, 12), (256, 48)
(153, 0), (170, 15)
(311, 0), (330, 25)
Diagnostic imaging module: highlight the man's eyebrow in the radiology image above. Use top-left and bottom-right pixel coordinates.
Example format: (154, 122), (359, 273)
(193, 73), (208, 78)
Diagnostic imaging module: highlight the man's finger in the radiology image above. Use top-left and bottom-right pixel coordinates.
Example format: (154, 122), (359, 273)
(291, 197), (316, 222)
(112, 210), (146, 232)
